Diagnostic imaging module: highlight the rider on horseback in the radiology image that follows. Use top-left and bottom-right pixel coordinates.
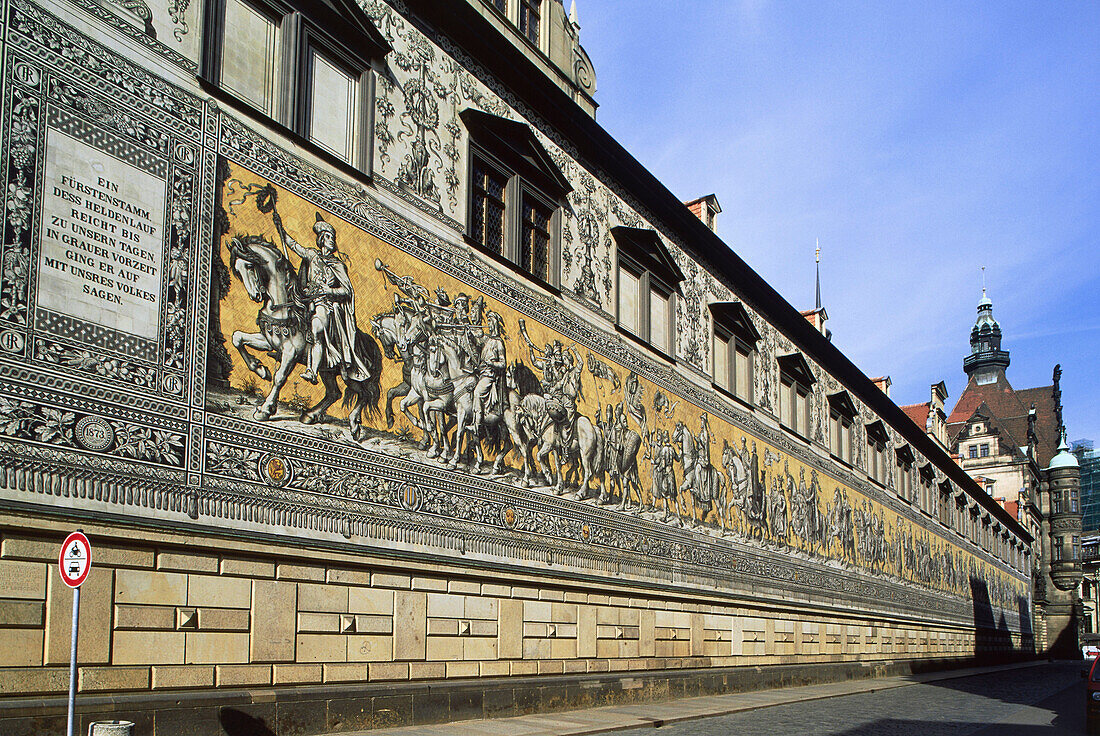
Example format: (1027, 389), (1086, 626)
(543, 345), (583, 448)
(272, 210), (371, 385)
(471, 312), (507, 432)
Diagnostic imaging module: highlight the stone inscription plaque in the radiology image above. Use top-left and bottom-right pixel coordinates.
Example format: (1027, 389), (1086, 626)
(37, 125), (166, 340)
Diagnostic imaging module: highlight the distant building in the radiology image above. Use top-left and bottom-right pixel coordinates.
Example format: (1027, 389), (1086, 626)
(941, 289), (1082, 656)
(1076, 441), (1100, 533)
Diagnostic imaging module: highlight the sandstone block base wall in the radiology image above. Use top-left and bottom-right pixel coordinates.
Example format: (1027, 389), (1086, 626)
(0, 511), (1028, 734)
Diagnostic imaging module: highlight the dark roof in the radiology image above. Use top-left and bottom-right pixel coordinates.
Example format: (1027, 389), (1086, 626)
(946, 372), (1059, 466)
(401, 0), (1031, 544)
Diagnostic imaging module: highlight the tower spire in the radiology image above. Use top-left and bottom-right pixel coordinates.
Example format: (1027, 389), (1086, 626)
(963, 278), (1009, 382)
(815, 238), (821, 311)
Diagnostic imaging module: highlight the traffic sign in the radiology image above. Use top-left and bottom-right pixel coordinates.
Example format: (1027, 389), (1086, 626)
(59, 531), (91, 588)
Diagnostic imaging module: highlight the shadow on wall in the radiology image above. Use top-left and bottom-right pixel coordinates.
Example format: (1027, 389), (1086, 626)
(219, 708), (275, 736)
(970, 576), (1033, 661)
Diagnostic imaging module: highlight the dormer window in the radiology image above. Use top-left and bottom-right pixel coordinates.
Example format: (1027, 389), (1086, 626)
(710, 302), (759, 403)
(613, 227), (683, 357)
(827, 391), (857, 464)
(462, 110), (570, 286)
(201, 0), (389, 171)
(519, 0), (541, 44)
(777, 353), (815, 439)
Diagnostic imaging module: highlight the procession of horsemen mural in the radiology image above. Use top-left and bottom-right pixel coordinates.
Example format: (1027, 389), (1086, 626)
(208, 165), (1024, 608)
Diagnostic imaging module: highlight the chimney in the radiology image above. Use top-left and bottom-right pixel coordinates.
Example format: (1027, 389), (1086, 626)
(871, 376), (891, 397)
(800, 308), (829, 338)
(685, 194), (721, 232)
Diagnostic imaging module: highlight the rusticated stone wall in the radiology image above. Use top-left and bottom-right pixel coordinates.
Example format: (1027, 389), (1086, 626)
(0, 511), (1026, 734)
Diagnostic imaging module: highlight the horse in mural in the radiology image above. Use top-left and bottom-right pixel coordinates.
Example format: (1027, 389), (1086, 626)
(421, 335), (537, 477)
(722, 439), (767, 539)
(227, 235), (382, 438)
(370, 306), (433, 445)
(517, 392), (604, 498)
(671, 421), (726, 529)
(824, 488), (857, 564)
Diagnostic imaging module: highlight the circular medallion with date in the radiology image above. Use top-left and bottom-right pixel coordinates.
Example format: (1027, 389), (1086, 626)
(258, 453), (292, 487)
(74, 416), (115, 451)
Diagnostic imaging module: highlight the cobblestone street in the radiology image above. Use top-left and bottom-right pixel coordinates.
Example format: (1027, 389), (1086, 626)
(622, 662), (1084, 736)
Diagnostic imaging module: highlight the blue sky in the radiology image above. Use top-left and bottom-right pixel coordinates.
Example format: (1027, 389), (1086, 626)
(579, 0), (1100, 446)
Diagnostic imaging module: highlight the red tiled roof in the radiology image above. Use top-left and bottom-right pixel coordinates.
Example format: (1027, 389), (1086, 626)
(946, 372), (1060, 466)
(900, 402), (930, 430)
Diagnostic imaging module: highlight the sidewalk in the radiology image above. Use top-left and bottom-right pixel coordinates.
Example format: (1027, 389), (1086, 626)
(334, 661), (1045, 736)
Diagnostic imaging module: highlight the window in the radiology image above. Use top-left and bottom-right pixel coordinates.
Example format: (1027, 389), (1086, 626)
(470, 159), (507, 256)
(895, 445), (915, 503)
(613, 227), (684, 356)
(305, 48), (361, 162)
(1071, 489), (1079, 513)
(777, 353), (815, 438)
(980, 443), (990, 458)
(827, 392), (857, 465)
(202, 0), (388, 169)
(519, 0), (541, 44)
(1053, 541), (1063, 563)
(492, 0), (506, 11)
(918, 465), (934, 513)
(461, 110), (570, 285)
(1074, 535), (1081, 560)
(710, 302), (759, 403)
(1052, 491), (1062, 514)
(218, 0), (281, 116)
(866, 421), (888, 485)
(938, 482), (953, 527)
(968, 445), (978, 459)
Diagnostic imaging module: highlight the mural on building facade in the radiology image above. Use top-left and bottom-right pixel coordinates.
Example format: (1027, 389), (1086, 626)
(0, 0), (1027, 633)
(207, 162), (1025, 611)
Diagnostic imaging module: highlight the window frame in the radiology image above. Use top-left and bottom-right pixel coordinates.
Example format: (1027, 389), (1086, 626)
(826, 391), (857, 465)
(612, 227), (684, 358)
(895, 444), (915, 503)
(518, 0), (542, 45)
(777, 353), (815, 440)
(979, 442), (990, 458)
(294, 27), (374, 169)
(461, 110), (570, 289)
(866, 421), (889, 486)
(200, 0), (386, 175)
(709, 301), (759, 404)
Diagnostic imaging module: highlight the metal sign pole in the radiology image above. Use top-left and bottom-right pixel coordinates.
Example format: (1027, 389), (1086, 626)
(66, 582), (80, 736)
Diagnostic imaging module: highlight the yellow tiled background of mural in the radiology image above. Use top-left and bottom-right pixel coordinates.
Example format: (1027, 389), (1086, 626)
(212, 163), (1025, 610)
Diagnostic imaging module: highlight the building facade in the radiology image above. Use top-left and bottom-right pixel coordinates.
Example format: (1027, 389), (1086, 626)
(938, 291), (1082, 656)
(0, 0), (1034, 733)
(1076, 442), (1099, 533)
